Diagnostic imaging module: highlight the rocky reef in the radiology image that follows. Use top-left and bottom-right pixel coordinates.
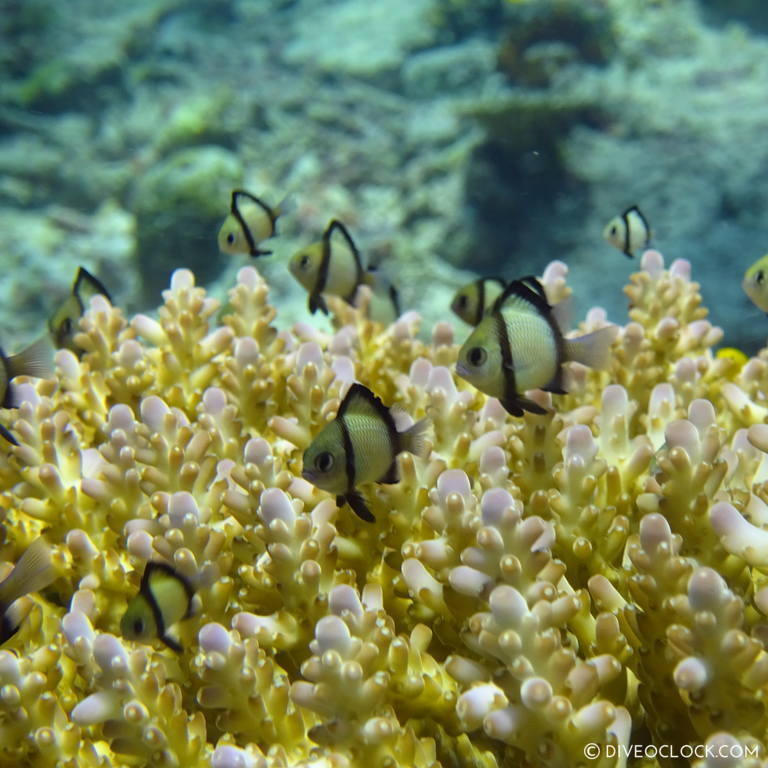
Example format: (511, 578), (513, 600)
(1, 250), (768, 766)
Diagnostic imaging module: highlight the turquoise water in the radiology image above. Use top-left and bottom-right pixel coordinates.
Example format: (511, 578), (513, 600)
(1, 0), (767, 351)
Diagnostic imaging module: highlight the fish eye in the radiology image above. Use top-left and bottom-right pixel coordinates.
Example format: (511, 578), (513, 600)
(757, 270), (765, 285)
(610, 225), (617, 235)
(315, 451), (334, 472)
(62, 317), (72, 333)
(467, 347), (487, 367)
(132, 617), (145, 636)
(227, 232), (236, 244)
(300, 254), (311, 269)
(457, 295), (468, 309)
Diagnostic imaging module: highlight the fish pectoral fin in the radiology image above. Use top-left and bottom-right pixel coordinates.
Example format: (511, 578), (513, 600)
(344, 491), (376, 523)
(309, 293), (329, 315)
(499, 398), (524, 417)
(379, 461), (399, 485)
(160, 631), (183, 653)
(517, 396), (550, 415)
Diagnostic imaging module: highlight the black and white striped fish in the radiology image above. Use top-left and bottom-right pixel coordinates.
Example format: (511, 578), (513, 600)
(301, 383), (429, 522)
(456, 276), (616, 416)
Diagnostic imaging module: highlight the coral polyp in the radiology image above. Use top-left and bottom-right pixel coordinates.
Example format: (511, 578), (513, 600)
(1, 252), (767, 767)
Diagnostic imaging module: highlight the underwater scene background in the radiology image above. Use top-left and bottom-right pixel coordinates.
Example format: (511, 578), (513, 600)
(4, 1), (768, 767)
(3, 0), (768, 350)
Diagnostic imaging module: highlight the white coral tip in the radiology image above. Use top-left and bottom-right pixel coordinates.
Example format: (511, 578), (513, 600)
(71, 691), (120, 725)
(329, 585), (364, 619)
(212, 745), (265, 768)
(710, 502), (768, 567)
(449, 566), (492, 597)
(456, 683), (508, 730)
(199, 623), (232, 655)
(520, 676), (553, 709)
(688, 567), (729, 612)
(314, 615), (352, 655)
(489, 585), (528, 625)
(436, 469), (472, 505)
(258, 488), (296, 527)
(674, 656), (709, 691)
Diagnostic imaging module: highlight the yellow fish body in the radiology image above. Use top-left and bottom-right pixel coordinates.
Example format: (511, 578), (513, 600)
(289, 219), (367, 315)
(603, 205), (651, 258)
(302, 383), (428, 522)
(456, 276), (616, 416)
(742, 253), (768, 313)
(121, 562), (195, 651)
(451, 277), (506, 326)
(217, 190), (283, 257)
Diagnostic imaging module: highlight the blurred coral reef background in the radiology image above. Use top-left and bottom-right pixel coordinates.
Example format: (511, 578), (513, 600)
(2, 0), (768, 347)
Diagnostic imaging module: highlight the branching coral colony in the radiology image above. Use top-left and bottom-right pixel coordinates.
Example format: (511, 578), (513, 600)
(2, 250), (768, 768)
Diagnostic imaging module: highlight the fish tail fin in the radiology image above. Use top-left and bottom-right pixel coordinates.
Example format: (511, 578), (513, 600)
(398, 418), (431, 458)
(0, 537), (56, 607)
(273, 192), (296, 219)
(7, 336), (55, 380)
(565, 325), (618, 370)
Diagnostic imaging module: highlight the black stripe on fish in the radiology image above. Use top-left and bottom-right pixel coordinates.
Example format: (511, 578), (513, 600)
(231, 190), (276, 257)
(494, 277), (560, 413)
(337, 414), (357, 494)
(140, 562), (194, 652)
(0, 349), (13, 409)
(620, 208), (631, 257)
(337, 383), (400, 460)
(329, 220), (365, 305)
(475, 278), (485, 326)
(493, 310), (522, 416)
(311, 221), (336, 311)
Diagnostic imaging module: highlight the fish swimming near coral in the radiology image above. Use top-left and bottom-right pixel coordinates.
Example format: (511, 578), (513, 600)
(0, 336), (55, 445)
(0, 537), (56, 645)
(289, 219), (368, 315)
(302, 383), (429, 522)
(49, 266), (111, 354)
(217, 190), (286, 257)
(121, 562), (195, 652)
(742, 253), (768, 313)
(603, 205), (651, 258)
(456, 276), (617, 416)
(451, 277), (506, 326)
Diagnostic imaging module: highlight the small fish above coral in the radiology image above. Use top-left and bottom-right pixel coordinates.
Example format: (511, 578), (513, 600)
(49, 266), (111, 354)
(121, 561), (195, 651)
(603, 205), (651, 258)
(217, 189), (286, 257)
(289, 218), (367, 315)
(742, 253), (768, 313)
(302, 383), (429, 522)
(456, 276), (616, 416)
(451, 276), (506, 326)
(0, 537), (56, 645)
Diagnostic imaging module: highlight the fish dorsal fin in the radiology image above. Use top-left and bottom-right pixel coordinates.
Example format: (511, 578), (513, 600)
(73, 267), (112, 307)
(493, 276), (551, 317)
(337, 383), (393, 425)
(231, 190), (277, 256)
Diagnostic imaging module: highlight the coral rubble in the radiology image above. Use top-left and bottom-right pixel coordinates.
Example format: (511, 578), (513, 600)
(1, 251), (768, 767)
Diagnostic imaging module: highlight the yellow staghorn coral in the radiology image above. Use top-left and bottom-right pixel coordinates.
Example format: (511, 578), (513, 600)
(2, 253), (768, 767)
